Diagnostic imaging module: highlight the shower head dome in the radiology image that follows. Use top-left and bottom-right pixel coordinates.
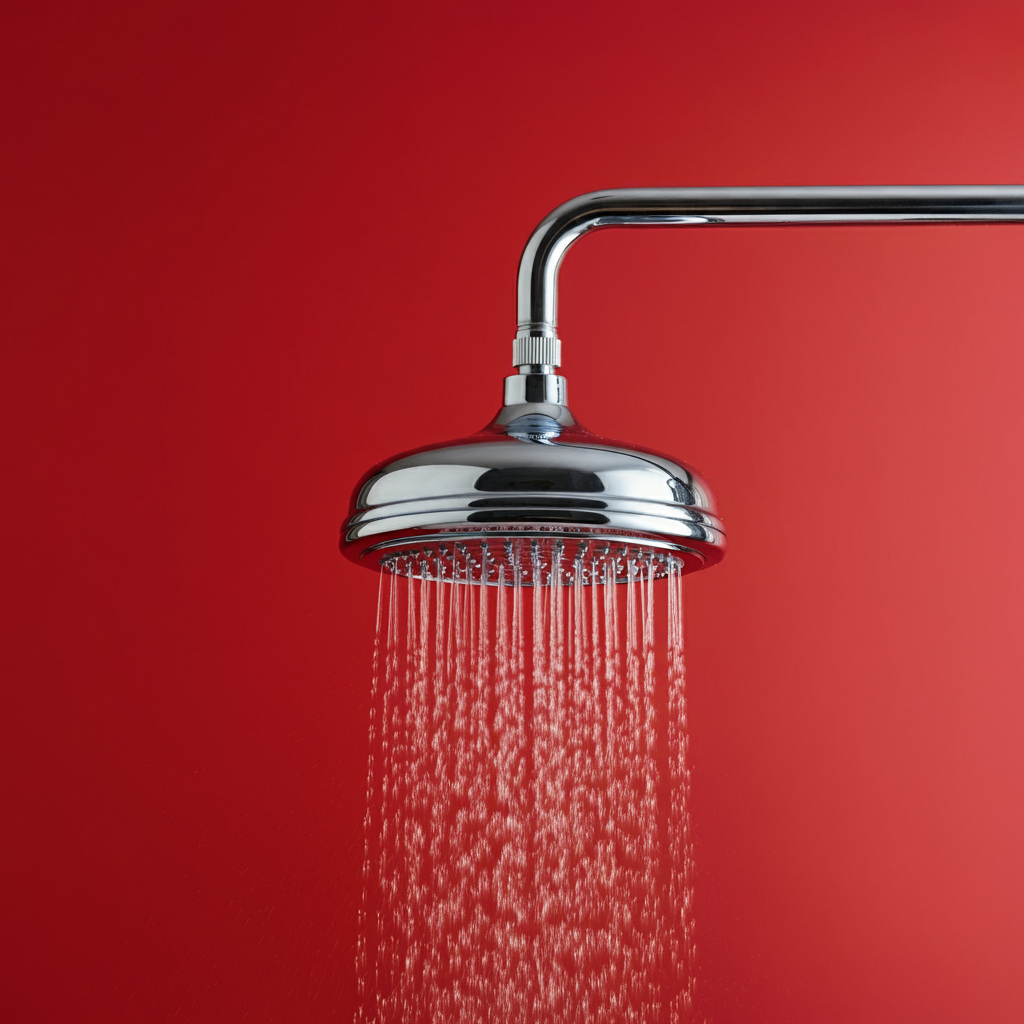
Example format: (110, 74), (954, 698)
(341, 404), (726, 586)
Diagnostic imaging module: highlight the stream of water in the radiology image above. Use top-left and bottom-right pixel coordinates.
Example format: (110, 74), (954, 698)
(356, 542), (695, 1023)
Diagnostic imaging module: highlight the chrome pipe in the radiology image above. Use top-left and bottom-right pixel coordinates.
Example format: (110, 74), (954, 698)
(514, 185), (1024, 366)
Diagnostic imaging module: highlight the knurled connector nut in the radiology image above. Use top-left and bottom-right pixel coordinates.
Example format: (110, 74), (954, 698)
(513, 334), (561, 367)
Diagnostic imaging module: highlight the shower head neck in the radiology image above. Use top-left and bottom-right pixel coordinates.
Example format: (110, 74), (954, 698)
(501, 366), (570, 417)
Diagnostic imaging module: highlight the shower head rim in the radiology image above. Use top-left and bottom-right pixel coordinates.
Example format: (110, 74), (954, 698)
(361, 530), (707, 558)
(347, 499), (725, 539)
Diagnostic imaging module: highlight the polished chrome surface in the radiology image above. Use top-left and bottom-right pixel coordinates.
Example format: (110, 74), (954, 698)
(345, 184), (1024, 583)
(342, 415), (725, 584)
(503, 372), (567, 407)
(514, 185), (1024, 364)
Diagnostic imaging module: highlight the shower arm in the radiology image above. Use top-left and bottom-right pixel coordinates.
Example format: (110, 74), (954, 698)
(510, 186), (1024, 372)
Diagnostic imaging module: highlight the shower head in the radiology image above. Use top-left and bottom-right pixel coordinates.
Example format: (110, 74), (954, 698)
(342, 185), (1024, 585)
(342, 402), (725, 587)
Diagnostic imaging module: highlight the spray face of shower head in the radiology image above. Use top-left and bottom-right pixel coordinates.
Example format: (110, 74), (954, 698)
(341, 388), (726, 586)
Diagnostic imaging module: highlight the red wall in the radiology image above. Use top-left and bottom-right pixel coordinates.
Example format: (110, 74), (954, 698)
(4, 2), (1023, 1021)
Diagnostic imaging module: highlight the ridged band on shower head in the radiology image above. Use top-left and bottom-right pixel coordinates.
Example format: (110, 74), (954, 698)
(513, 333), (561, 368)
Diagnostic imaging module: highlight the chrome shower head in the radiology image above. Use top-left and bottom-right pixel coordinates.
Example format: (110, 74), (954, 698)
(341, 398), (725, 586)
(341, 186), (1024, 584)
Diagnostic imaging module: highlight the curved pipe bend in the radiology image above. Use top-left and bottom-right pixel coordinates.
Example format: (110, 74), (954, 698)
(514, 185), (1024, 365)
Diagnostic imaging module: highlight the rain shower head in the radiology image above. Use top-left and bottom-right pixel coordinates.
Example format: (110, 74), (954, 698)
(342, 411), (724, 587)
(342, 185), (1024, 585)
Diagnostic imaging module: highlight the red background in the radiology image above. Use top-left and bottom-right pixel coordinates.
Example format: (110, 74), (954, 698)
(3, 2), (1023, 1021)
